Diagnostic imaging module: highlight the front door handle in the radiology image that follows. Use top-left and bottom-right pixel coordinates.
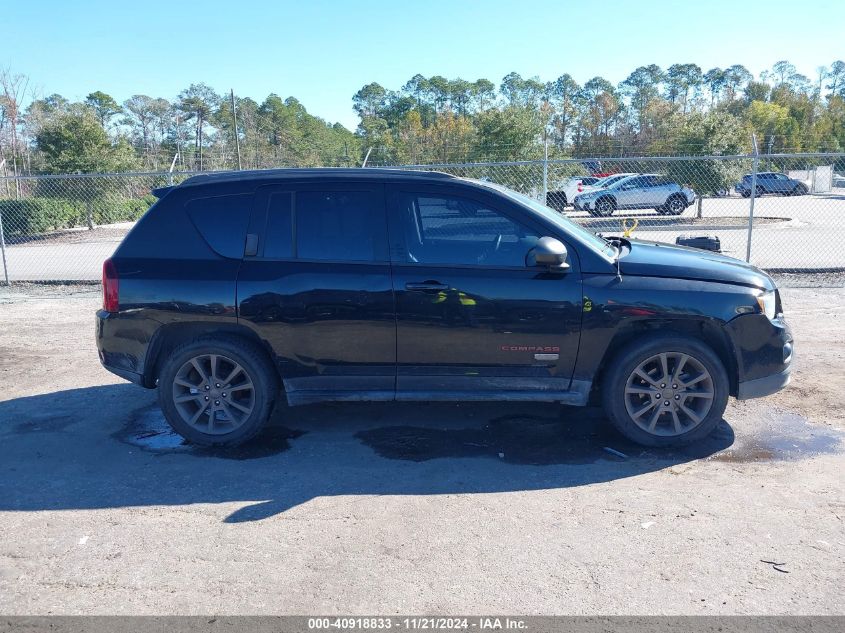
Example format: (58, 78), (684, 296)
(405, 281), (449, 292)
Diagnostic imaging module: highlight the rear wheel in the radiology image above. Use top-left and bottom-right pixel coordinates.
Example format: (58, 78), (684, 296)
(158, 337), (277, 447)
(756, 185), (765, 197)
(601, 334), (729, 447)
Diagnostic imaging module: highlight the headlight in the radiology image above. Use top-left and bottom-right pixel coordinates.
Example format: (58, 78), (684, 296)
(756, 290), (777, 320)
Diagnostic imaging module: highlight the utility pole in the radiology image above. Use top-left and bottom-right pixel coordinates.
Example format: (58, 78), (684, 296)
(230, 89), (242, 171)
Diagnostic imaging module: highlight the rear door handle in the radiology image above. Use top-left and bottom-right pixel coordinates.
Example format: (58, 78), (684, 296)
(405, 281), (449, 292)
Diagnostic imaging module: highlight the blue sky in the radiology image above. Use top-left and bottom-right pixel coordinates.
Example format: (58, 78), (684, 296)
(6, 0), (843, 130)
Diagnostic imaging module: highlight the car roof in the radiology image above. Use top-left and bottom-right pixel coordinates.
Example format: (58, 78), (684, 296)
(179, 167), (457, 188)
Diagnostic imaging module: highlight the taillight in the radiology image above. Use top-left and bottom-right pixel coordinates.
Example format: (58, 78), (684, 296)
(102, 258), (119, 313)
(577, 183), (583, 192)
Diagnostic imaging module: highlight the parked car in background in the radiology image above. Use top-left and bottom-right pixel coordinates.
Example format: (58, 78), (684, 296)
(546, 176), (602, 211)
(576, 172), (638, 198)
(735, 172), (809, 197)
(573, 174), (696, 216)
(96, 168), (792, 448)
(832, 173), (845, 189)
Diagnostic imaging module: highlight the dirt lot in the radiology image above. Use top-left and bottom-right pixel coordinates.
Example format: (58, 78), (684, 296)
(0, 283), (843, 615)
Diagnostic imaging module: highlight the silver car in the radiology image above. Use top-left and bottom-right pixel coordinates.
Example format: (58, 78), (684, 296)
(735, 172), (808, 197)
(573, 174), (696, 217)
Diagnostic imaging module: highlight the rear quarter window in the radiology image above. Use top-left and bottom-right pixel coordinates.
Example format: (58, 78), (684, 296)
(185, 193), (252, 259)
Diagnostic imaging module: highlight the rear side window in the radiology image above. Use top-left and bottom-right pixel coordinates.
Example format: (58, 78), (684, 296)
(186, 193), (252, 259)
(264, 192), (293, 258)
(295, 191), (379, 261)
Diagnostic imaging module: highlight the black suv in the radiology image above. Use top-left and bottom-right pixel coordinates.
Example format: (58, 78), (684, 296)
(96, 169), (792, 448)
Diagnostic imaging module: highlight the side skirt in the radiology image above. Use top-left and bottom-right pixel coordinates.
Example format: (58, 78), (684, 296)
(284, 380), (593, 407)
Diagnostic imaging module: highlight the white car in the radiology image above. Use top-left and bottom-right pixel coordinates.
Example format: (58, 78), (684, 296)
(545, 176), (603, 210)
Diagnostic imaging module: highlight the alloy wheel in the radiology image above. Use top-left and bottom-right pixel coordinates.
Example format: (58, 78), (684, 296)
(171, 353), (256, 435)
(668, 197), (684, 214)
(623, 351), (715, 437)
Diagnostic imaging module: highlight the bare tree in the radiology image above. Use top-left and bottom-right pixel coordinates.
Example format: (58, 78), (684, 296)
(0, 67), (31, 182)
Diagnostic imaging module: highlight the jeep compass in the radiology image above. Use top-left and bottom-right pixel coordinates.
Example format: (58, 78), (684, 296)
(96, 169), (792, 447)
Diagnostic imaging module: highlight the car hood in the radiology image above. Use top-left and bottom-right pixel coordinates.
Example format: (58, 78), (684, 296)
(618, 239), (774, 290)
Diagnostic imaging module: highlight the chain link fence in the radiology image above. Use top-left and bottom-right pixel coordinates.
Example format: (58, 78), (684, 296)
(396, 153), (845, 274)
(0, 153), (843, 287)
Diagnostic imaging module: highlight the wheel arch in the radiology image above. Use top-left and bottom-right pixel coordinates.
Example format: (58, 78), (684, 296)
(590, 317), (739, 401)
(143, 321), (274, 388)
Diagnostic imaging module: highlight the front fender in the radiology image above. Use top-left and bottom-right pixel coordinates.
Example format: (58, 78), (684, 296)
(574, 274), (762, 391)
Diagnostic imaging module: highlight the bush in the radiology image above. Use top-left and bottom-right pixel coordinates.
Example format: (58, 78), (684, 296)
(0, 198), (84, 237)
(0, 195), (155, 237)
(91, 194), (156, 224)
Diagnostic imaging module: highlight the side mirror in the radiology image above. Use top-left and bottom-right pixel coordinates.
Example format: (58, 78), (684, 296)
(527, 236), (570, 272)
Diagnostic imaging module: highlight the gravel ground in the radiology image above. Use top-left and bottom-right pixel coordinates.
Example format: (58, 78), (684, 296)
(0, 285), (843, 615)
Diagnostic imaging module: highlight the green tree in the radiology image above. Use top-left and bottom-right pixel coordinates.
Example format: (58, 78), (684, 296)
(666, 63), (702, 112)
(702, 68), (726, 106)
(656, 111), (749, 211)
(177, 83), (220, 169)
(85, 91), (122, 129)
(36, 107), (136, 173)
(620, 65), (664, 132)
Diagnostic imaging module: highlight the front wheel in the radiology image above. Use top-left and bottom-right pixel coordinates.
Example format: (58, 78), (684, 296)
(594, 197), (615, 217)
(665, 195), (686, 215)
(158, 337), (278, 446)
(601, 334), (729, 447)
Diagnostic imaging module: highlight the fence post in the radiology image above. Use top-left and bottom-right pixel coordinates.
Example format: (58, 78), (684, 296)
(745, 134), (759, 263)
(0, 159), (8, 285)
(168, 152), (179, 186)
(542, 139), (549, 204)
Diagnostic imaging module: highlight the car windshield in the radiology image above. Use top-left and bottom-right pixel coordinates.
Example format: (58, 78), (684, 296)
(604, 175), (638, 189)
(472, 180), (617, 259)
(594, 174), (629, 188)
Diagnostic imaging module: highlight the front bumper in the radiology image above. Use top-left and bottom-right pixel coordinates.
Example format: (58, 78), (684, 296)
(737, 366), (791, 400)
(573, 199), (592, 211)
(727, 313), (793, 400)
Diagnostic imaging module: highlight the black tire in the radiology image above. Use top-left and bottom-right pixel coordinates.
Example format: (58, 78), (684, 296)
(664, 195), (686, 216)
(792, 184), (807, 196)
(741, 190), (751, 198)
(601, 333), (729, 447)
(756, 185), (765, 197)
(157, 336), (278, 447)
(546, 192), (567, 211)
(594, 196), (616, 217)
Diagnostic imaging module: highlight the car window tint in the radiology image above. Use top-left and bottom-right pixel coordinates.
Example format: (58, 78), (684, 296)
(263, 192), (293, 258)
(397, 192), (538, 266)
(186, 193), (252, 259)
(296, 190), (378, 261)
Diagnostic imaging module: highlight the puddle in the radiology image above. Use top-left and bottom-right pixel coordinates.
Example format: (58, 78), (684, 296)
(116, 406), (304, 460)
(709, 411), (842, 463)
(357, 410), (735, 465)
